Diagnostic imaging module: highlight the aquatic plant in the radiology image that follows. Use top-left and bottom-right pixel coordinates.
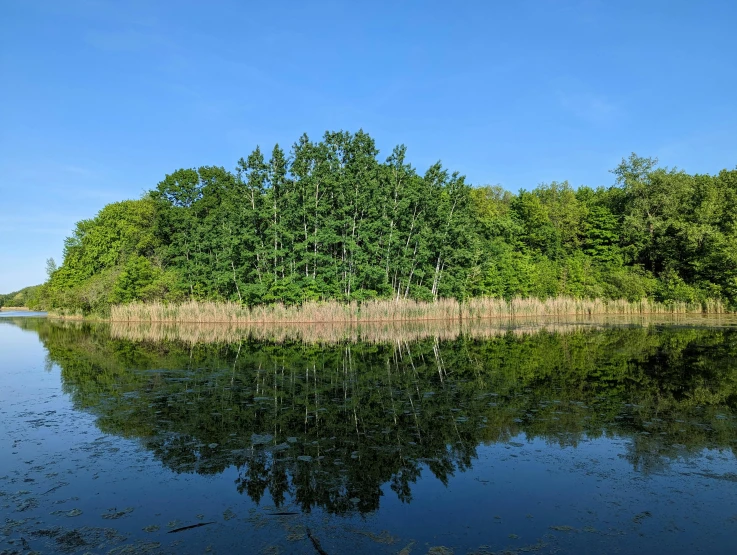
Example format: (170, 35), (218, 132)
(106, 296), (722, 326)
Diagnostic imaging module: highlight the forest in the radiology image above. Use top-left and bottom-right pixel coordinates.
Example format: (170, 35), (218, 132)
(22, 130), (737, 315)
(0, 284), (40, 308)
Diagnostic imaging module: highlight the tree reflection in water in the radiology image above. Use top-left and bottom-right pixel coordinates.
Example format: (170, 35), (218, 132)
(7, 317), (736, 515)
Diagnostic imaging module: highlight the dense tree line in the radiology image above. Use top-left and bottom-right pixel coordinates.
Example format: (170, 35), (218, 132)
(0, 284), (40, 308)
(28, 130), (737, 314)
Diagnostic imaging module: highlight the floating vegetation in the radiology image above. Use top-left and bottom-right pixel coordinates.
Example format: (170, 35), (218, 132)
(223, 508), (237, 521)
(285, 524), (307, 542)
(50, 508), (82, 518)
(16, 497), (39, 512)
(101, 507), (134, 520)
(549, 525), (577, 532)
(2, 518), (30, 536)
(252, 433), (274, 445)
(349, 529), (398, 545)
(108, 541), (162, 554)
(27, 526), (127, 553)
(632, 511), (653, 524)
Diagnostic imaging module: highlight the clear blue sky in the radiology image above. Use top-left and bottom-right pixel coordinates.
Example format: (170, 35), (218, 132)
(1, 0), (736, 293)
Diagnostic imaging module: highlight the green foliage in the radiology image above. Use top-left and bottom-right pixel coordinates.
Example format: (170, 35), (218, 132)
(0, 285), (41, 308)
(35, 197), (163, 315)
(30, 134), (737, 314)
(110, 255), (183, 304)
(582, 204), (621, 264)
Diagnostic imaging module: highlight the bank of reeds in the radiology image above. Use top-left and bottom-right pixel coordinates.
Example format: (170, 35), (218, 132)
(110, 296), (725, 325)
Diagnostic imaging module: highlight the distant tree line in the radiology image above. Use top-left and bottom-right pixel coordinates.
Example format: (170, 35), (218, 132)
(26, 130), (737, 314)
(0, 284), (40, 308)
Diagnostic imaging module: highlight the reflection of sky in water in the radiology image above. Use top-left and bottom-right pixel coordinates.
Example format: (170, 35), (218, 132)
(1, 318), (736, 554)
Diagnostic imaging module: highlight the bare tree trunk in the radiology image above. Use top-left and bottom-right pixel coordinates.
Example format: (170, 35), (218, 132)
(231, 261), (242, 303)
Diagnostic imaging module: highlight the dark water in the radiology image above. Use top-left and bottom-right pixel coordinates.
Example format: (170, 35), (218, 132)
(2, 317), (737, 554)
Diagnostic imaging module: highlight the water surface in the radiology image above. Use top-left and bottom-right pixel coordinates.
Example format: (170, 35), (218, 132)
(2, 316), (737, 554)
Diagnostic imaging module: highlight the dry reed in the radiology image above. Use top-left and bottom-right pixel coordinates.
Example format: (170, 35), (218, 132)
(110, 296), (725, 326)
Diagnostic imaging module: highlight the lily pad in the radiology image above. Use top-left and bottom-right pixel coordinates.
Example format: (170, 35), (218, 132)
(102, 507), (134, 519)
(251, 433), (273, 445)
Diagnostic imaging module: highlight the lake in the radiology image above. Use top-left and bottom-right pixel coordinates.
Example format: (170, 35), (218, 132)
(1, 315), (737, 554)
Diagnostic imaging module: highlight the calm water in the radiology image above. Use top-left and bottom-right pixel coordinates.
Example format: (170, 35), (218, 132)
(1, 316), (737, 554)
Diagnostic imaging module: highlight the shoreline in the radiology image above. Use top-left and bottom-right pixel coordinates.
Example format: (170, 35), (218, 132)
(47, 296), (730, 324)
(52, 312), (734, 324)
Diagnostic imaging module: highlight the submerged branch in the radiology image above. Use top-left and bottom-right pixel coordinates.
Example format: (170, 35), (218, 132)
(167, 522), (215, 534)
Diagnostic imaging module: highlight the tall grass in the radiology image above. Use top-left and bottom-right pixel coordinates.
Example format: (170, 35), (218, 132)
(109, 296), (725, 325)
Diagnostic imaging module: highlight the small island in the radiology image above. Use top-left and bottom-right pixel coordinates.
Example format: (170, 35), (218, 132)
(3, 2), (737, 552)
(4, 132), (735, 321)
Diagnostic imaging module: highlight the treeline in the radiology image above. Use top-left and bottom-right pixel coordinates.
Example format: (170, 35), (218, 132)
(30, 130), (737, 314)
(0, 284), (40, 308)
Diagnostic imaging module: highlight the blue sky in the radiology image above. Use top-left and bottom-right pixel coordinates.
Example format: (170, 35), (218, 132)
(1, 0), (736, 292)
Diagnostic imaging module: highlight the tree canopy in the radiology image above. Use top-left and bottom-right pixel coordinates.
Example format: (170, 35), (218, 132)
(27, 131), (737, 314)
(0, 284), (41, 308)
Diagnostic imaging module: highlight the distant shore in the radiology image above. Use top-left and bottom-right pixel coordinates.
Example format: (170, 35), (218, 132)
(0, 306), (30, 311)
